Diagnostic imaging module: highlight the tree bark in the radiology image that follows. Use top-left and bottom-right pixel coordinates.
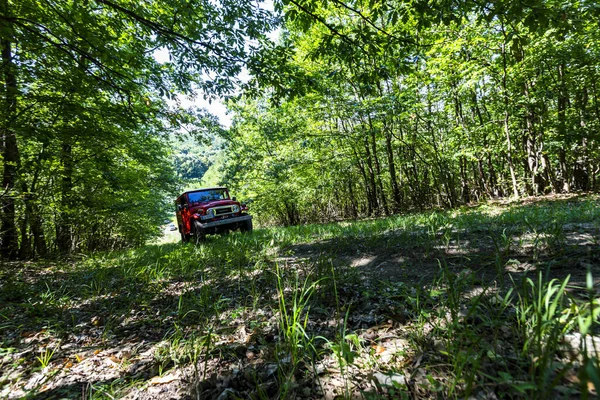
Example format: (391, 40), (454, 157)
(500, 26), (520, 198)
(557, 62), (570, 192)
(56, 141), (74, 255)
(28, 147), (48, 258)
(353, 148), (373, 216)
(366, 115), (389, 215)
(362, 133), (379, 215)
(0, 1), (21, 259)
(384, 128), (401, 212)
(18, 182), (31, 259)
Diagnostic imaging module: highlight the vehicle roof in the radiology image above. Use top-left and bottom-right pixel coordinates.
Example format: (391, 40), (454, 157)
(178, 187), (228, 197)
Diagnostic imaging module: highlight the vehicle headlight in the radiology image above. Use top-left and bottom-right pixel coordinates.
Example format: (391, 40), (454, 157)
(232, 205), (240, 212)
(207, 209), (214, 217)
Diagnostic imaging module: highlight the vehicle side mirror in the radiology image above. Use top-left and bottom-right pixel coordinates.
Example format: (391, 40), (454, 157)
(232, 197), (237, 201)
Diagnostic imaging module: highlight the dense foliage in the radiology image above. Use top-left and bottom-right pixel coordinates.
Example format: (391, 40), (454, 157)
(3, 0), (600, 256)
(0, 0), (274, 258)
(219, 0), (600, 225)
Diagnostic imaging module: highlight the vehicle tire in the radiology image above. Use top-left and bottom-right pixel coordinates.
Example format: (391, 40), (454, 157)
(193, 220), (206, 243)
(241, 219), (253, 233)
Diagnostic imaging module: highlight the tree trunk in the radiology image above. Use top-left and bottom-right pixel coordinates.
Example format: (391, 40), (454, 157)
(354, 148), (373, 216)
(362, 134), (379, 215)
(18, 182), (31, 259)
(453, 87), (470, 203)
(0, 4), (20, 259)
(470, 91), (495, 197)
(558, 148), (570, 192)
(460, 156), (470, 203)
(346, 178), (358, 218)
(500, 26), (520, 198)
(384, 129), (401, 212)
(28, 145), (48, 258)
(542, 153), (559, 194)
(366, 115), (388, 215)
(56, 141), (74, 255)
(557, 62), (570, 192)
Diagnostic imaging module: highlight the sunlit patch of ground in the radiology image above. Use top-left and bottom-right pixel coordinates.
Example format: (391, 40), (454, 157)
(152, 225), (181, 245)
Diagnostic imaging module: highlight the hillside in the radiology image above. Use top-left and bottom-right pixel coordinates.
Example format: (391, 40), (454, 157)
(1, 195), (598, 399)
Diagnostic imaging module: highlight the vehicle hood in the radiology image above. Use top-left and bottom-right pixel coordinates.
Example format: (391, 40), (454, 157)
(192, 199), (238, 211)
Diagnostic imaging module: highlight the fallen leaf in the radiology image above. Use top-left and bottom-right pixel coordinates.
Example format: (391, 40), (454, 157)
(64, 361), (73, 369)
(372, 345), (386, 355)
(93, 349), (101, 355)
(373, 371), (407, 387)
(150, 374), (177, 385)
(588, 381), (596, 394)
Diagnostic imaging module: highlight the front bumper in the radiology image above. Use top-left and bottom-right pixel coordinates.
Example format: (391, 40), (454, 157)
(196, 215), (252, 229)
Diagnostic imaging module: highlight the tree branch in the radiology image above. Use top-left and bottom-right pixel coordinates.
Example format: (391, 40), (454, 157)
(287, 0), (359, 48)
(329, 0), (417, 46)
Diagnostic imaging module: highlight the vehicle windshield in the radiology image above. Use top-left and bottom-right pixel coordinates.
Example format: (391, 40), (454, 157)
(188, 189), (228, 204)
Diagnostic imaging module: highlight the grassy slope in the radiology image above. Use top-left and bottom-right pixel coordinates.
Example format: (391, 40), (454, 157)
(1, 195), (599, 399)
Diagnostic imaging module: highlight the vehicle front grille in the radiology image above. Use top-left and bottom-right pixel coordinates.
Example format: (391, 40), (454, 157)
(215, 207), (233, 215)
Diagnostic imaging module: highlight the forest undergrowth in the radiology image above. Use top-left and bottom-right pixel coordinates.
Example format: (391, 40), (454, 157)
(1, 195), (599, 399)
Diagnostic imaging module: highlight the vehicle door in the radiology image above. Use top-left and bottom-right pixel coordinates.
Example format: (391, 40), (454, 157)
(177, 195), (191, 234)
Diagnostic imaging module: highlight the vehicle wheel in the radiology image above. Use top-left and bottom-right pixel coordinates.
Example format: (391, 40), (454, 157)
(241, 219), (253, 233)
(193, 220), (206, 243)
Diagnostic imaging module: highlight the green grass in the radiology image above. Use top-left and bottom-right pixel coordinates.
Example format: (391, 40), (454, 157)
(0, 195), (598, 398)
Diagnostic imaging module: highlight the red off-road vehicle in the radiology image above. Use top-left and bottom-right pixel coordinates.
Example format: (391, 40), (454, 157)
(175, 187), (252, 243)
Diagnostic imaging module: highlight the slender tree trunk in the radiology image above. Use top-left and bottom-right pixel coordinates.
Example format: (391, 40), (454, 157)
(471, 91), (495, 197)
(28, 145), (48, 257)
(0, 4), (20, 259)
(18, 182), (31, 259)
(557, 62), (571, 192)
(354, 148), (373, 216)
(541, 153), (559, 193)
(500, 27), (520, 198)
(346, 178), (358, 218)
(366, 115), (388, 215)
(575, 88), (590, 191)
(460, 156), (470, 203)
(384, 128), (401, 212)
(56, 141), (74, 255)
(396, 125), (421, 209)
(422, 106), (453, 208)
(522, 77), (546, 196)
(558, 148), (570, 192)
(525, 119), (538, 195)
(362, 134), (379, 215)
(504, 116), (520, 198)
(31, 212), (47, 258)
(453, 86), (470, 203)
(477, 159), (489, 196)
(475, 93), (500, 195)
(590, 73), (600, 128)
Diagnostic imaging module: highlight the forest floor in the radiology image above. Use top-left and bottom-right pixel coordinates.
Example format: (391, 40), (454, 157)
(1, 194), (599, 399)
